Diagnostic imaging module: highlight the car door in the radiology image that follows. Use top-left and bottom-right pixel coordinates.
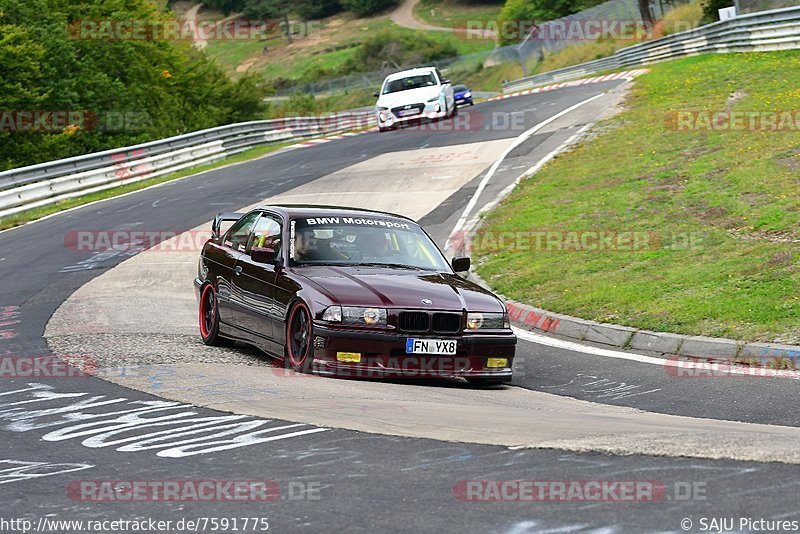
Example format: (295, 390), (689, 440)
(230, 212), (283, 342)
(217, 211), (260, 325)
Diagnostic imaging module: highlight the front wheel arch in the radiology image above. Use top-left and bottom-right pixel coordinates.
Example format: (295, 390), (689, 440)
(285, 299), (315, 373)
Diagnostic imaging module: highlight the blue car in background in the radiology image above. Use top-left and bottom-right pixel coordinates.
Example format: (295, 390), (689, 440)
(453, 84), (474, 106)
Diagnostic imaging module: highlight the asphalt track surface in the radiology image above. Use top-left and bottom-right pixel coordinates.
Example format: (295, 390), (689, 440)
(1, 81), (798, 533)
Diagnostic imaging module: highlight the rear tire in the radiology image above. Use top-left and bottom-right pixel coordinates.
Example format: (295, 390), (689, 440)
(199, 284), (233, 347)
(286, 301), (314, 373)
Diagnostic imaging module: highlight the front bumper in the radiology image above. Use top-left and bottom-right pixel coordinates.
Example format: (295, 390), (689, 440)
(377, 108), (447, 129)
(310, 323), (516, 380)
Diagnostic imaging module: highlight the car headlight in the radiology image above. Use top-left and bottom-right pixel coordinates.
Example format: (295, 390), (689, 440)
(466, 312), (509, 330)
(464, 91), (471, 98)
(322, 306), (387, 326)
(377, 106), (389, 111)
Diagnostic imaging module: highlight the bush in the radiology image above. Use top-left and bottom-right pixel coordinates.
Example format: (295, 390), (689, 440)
(296, 0), (344, 19)
(701, 0), (734, 23)
(0, 0), (265, 171)
(661, 0), (704, 36)
(343, 29), (458, 72)
(341, 0), (398, 17)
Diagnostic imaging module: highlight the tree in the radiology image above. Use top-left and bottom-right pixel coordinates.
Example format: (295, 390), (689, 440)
(340, 0), (398, 17)
(0, 0), (265, 171)
(296, 0), (343, 19)
(243, 0), (292, 43)
(701, 0), (734, 22)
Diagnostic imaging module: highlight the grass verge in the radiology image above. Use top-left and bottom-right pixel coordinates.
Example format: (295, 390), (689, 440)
(413, 0), (503, 29)
(474, 51), (800, 343)
(0, 142), (294, 232)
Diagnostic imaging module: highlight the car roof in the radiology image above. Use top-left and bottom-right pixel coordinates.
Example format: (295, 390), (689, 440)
(385, 67), (436, 82)
(254, 204), (417, 223)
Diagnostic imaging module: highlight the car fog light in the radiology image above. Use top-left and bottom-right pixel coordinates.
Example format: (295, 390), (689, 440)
(487, 358), (507, 368)
(337, 352), (361, 363)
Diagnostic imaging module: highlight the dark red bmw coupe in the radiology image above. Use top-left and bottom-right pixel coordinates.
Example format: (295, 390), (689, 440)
(194, 205), (516, 385)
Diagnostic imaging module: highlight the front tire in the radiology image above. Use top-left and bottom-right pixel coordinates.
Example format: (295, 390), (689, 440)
(286, 301), (314, 373)
(199, 284), (232, 347)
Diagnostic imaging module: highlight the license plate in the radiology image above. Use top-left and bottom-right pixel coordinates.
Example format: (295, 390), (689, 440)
(398, 109), (420, 117)
(405, 338), (457, 355)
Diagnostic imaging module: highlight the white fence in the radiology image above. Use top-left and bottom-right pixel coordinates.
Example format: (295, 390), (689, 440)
(0, 112), (375, 220)
(503, 5), (800, 93)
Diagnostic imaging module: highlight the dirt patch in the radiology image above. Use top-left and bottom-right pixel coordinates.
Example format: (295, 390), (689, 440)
(775, 154), (800, 170)
(726, 89), (748, 108)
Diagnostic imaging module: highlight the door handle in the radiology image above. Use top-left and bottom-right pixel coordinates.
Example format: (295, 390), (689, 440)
(234, 266), (242, 276)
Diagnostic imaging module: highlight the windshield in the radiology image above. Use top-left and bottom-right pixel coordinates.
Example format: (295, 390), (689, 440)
(289, 216), (450, 271)
(453, 85), (468, 92)
(383, 73), (437, 94)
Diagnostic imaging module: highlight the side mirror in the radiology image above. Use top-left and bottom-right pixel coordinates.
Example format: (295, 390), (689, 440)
(251, 247), (278, 265)
(451, 256), (470, 272)
(442, 79), (451, 85)
(373, 91), (380, 97)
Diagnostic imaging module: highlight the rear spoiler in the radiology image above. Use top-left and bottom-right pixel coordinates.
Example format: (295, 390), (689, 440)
(212, 212), (245, 239)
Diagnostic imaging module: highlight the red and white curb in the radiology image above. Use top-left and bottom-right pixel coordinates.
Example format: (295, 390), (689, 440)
(294, 129), (376, 148)
(488, 69), (650, 102)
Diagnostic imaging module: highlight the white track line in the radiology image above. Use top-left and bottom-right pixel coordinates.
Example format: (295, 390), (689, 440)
(514, 327), (800, 380)
(445, 92), (604, 250)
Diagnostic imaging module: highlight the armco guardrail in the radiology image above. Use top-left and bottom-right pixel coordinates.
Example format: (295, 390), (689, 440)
(503, 5), (800, 93)
(0, 112), (375, 220)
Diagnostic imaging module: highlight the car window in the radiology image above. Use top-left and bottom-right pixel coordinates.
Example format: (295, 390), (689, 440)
(249, 214), (282, 258)
(290, 217), (450, 271)
(453, 85), (467, 92)
(435, 69), (445, 84)
(383, 73), (437, 94)
(224, 211), (260, 252)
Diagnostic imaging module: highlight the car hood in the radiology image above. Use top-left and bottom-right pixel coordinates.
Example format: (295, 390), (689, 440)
(376, 86), (441, 109)
(297, 266), (504, 312)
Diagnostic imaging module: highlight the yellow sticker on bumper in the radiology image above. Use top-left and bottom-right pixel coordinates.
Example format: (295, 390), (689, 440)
(486, 358), (508, 368)
(336, 352), (362, 363)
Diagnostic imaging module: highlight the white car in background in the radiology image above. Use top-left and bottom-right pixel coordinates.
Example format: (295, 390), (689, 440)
(374, 67), (456, 132)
